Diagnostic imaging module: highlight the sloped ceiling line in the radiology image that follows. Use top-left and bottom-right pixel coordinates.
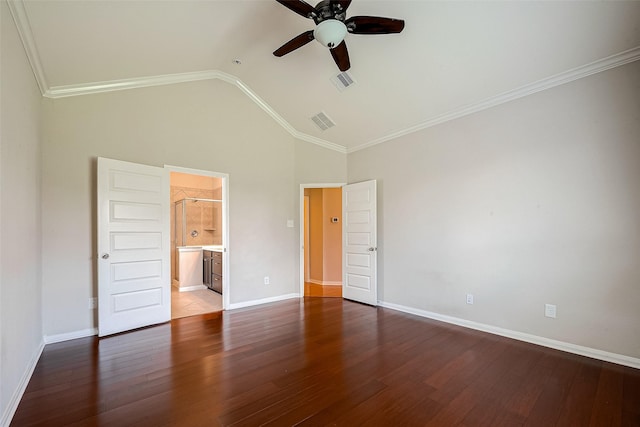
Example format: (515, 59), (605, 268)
(6, 0), (345, 154)
(8, 0), (639, 154)
(7, 0), (48, 94)
(43, 70), (347, 153)
(350, 45), (640, 153)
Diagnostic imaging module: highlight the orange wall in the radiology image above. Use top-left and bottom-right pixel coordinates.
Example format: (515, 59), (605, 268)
(322, 188), (342, 283)
(171, 172), (222, 199)
(304, 187), (342, 284)
(306, 188), (324, 282)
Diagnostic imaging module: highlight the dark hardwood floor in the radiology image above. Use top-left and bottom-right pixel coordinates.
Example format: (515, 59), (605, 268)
(11, 298), (640, 426)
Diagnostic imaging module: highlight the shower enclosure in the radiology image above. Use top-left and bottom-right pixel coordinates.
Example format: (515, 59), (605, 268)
(174, 198), (222, 246)
(173, 197), (222, 281)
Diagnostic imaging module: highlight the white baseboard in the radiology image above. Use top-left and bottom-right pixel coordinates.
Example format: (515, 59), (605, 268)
(178, 285), (207, 292)
(44, 328), (97, 344)
(378, 300), (640, 370)
(307, 279), (342, 286)
(227, 293), (300, 310)
(1, 339), (45, 427)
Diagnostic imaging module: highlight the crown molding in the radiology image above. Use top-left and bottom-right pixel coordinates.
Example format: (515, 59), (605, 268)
(8, 0), (344, 153)
(10, 0), (637, 156)
(347, 45), (640, 153)
(7, 0), (48, 95)
(232, 79), (347, 153)
(45, 70), (346, 153)
(45, 70), (227, 98)
(41, 45), (640, 156)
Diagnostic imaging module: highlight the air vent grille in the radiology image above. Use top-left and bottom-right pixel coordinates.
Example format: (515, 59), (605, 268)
(331, 71), (356, 92)
(310, 112), (336, 131)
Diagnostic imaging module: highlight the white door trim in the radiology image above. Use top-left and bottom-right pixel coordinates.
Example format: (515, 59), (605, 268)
(304, 195), (310, 283)
(165, 164), (230, 310)
(298, 183), (345, 296)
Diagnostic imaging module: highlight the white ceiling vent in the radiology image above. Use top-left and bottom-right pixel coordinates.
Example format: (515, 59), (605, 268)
(331, 71), (356, 92)
(310, 112), (336, 131)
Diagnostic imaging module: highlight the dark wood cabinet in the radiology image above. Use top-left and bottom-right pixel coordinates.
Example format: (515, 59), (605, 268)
(203, 250), (223, 294)
(211, 251), (222, 294)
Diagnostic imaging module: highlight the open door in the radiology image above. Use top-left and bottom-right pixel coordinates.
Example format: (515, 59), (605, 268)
(342, 180), (377, 305)
(97, 157), (170, 336)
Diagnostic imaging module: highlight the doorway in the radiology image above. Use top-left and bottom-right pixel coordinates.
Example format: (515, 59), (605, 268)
(97, 158), (230, 336)
(300, 184), (344, 297)
(166, 166), (229, 318)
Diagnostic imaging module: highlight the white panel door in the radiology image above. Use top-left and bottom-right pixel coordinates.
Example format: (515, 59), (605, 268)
(97, 157), (170, 336)
(342, 180), (377, 305)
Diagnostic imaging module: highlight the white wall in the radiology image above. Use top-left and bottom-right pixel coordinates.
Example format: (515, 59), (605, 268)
(0, 1), (44, 423)
(348, 60), (640, 360)
(41, 78), (346, 338)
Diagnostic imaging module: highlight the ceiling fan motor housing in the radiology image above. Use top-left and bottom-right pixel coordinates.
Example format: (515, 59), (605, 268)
(274, 0), (405, 72)
(312, 0), (347, 24)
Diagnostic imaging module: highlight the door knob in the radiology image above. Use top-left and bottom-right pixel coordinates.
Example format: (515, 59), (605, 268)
(368, 247), (377, 252)
(102, 253), (109, 259)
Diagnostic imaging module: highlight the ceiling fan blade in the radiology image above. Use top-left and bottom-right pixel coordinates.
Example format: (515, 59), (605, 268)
(330, 40), (350, 71)
(329, 0), (352, 13)
(345, 16), (405, 34)
(275, 0), (317, 19)
(273, 30), (315, 57)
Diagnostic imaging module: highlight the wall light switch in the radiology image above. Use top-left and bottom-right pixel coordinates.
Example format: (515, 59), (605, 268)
(545, 304), (557, 318)
(287, 220), (294, 228)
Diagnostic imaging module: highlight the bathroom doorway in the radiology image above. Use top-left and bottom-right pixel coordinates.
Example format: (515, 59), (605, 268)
(300, 184), (344, 297)
(166, 166), (229, 318)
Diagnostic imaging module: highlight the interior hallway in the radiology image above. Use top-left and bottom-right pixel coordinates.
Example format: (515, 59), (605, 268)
(305, 282), (342, 298)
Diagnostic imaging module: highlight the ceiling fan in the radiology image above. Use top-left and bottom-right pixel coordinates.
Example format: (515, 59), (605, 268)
(273, 0), (405, 72)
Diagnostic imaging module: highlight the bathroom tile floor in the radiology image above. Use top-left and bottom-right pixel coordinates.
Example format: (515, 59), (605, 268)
(171, 285), (222, 319)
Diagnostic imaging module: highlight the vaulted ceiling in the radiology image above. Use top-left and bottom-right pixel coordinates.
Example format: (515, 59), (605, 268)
(10, 0), (640, 152)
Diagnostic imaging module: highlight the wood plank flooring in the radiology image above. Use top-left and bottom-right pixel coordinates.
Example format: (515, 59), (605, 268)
(11, 298), (640, 426)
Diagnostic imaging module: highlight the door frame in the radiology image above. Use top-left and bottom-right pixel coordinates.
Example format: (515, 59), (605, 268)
(165, 164), (230, 310)
(304, 195), (310, 283)
(299, 183), (345, 296)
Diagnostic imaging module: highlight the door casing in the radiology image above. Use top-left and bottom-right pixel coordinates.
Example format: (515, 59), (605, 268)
(298, 183), (345, 296)
(165, 164), (230, 310)
(97, 160), (231, 336)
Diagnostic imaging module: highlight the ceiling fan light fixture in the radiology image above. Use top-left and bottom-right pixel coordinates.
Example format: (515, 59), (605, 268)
(314, 19), (347, 48)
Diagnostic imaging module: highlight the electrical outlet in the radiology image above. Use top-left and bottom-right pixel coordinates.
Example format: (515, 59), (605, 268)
(89, 297), (97, 309)
(264, 276), (270, 285)
(545, 304), (557, 318)
(466, 294), (474, 305)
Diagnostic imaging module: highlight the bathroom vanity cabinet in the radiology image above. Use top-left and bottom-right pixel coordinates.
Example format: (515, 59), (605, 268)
(177, 247), (204, 290)
(203, 249), (223, 294)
